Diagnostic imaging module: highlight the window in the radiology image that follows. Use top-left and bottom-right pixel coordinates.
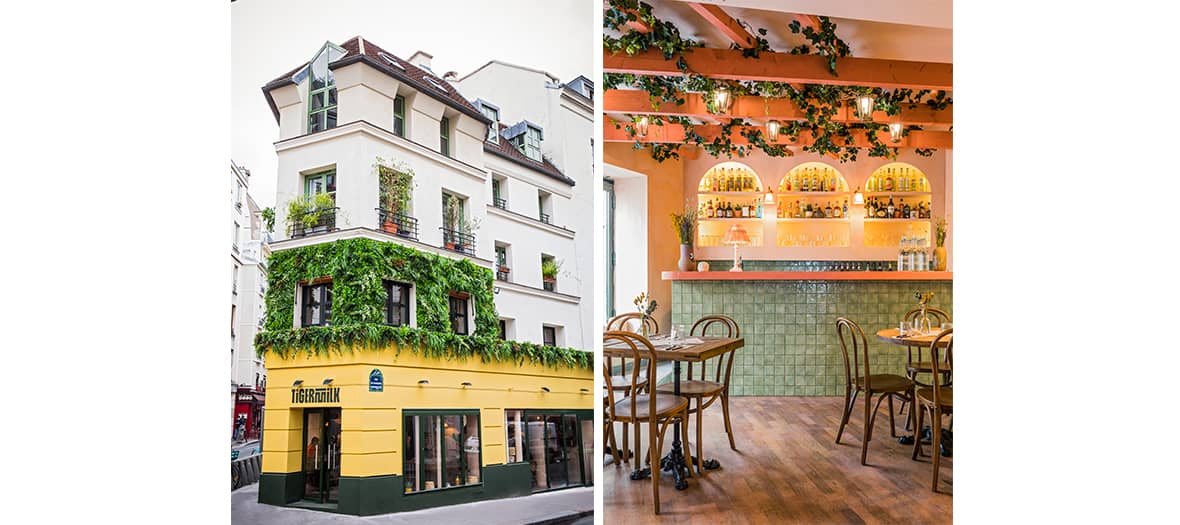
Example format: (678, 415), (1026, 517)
(479, 103), (499, 143)
(306, 45), (342, 133)
(543, 326), (557, 347)
(491, 178), (506, 209)
(232, 222), (240, 251)
(537, 191), (551, 224)
(439, 117), (451, 156)
(448, 294), (469, 335)
(499, 320), (507, 341)
(304, 170), (336, 198)
(231, 304), (237, 336)
(524, 126), (542, 161)
(232, 265), (239, 294)
(235, 180), (244, 210)
(495, 244), (509, 281)
(300, 282), (332, 327)
(393, 95), (406, 137)
(384, 281), (411, 327)
(403, 412), (481, 493)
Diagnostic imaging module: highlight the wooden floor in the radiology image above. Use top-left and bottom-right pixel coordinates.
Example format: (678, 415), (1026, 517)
(604, 397), (951, 524)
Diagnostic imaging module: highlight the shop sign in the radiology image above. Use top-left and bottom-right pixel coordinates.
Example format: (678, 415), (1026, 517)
(291, 386), (340, 404)
(237, 394), (255, 402)
(369, 369), (383, 392)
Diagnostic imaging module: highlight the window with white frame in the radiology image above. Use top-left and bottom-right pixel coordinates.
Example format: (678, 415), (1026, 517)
(384, 280), (412, 327)
(300, 281), (332, 327)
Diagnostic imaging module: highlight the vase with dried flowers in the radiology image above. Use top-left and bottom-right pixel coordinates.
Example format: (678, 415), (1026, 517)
(933, 217), (948, 271)
(633, 292), (658, 337)
(671, 202), (697, 272)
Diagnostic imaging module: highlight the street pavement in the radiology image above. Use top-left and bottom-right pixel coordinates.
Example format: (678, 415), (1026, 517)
(231, 483), (593, 524)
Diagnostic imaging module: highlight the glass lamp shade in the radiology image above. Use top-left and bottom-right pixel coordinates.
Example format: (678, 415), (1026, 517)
(853, 187), (864, 205)
(764, 190), (774, 204)
(709, 86), (734, 115)
(765, 119), (781, 142)
(855, 94), (876, 121)
(722, 224), (751, 246)
(635, 116), (650, 138)
(888, 121), (903, 143)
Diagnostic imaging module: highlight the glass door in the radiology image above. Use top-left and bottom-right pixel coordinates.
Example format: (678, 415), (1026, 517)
(544, 415), (569, 489)
(301, 408), (342, 503)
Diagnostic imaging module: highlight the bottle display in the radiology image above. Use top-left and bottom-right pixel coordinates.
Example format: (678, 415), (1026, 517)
(776, 164), (848, 193)
(699, 165), (762, 193)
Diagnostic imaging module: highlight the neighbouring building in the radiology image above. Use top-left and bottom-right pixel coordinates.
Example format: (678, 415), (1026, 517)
(254, 37), (593, 515)
(231, 161), (270, 441)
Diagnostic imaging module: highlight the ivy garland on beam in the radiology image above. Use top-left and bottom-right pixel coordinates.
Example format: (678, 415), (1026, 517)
(255, 237), (591, 370)
(603, 0), (952, 163)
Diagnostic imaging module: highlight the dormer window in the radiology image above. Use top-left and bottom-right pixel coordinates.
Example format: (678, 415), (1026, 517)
(306, 43), (346, 133)
(509, 124), (543, 162)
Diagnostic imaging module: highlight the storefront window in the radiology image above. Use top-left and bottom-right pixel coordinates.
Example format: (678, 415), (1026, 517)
(403, 412), (480, 493)
(512, 410), (592, 492)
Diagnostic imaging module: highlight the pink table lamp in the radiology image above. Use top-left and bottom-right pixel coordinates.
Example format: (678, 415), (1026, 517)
(722, 224), (751, 272)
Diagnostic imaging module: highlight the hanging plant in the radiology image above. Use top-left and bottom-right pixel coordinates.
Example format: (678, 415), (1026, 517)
(602, 0), (951, 163)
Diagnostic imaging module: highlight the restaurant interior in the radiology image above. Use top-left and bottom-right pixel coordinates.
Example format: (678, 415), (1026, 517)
(602, 0), (954, 521)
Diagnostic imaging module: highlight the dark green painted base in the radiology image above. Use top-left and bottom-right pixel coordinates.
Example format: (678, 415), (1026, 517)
(257, 472), (303, 506)
(260, 463), (536, 516)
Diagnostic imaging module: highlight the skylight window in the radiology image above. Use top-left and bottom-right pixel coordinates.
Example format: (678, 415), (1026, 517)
(423, 76), (448, 93)
(378, 52), (405, 70)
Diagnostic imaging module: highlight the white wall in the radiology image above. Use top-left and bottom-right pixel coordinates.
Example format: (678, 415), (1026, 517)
(607, 166), (648, 317)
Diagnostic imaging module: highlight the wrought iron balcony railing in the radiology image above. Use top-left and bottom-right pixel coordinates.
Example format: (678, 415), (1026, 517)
(289, 207), (338, 238)
(493, 197), (507, 210)
(539, 212), (551, 224)
(376, 208), (419, 241)
(495, 268), (511, 281)
(440, 227), (476, 256)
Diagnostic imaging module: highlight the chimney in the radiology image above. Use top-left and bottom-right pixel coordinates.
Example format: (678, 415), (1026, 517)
(408, 50), (434, 71)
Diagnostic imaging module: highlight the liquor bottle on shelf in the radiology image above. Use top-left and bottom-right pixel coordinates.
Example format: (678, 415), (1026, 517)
(898, 235), (908, 271)
(707, 200), (715, 218)
(887, 196), (896, 218)
(727, 202), (735, 218)
(866, 198), (873, 218)
(825, 201), (833, 218)
(902, 199), (911, 219)
(756, 199), (763, 218)
(884, 169), (895, 191)
(804, 202), (813, 218)
(794, 200), (802, 218)
(842, 199), (849, 218)
(899, 171), (908, 194)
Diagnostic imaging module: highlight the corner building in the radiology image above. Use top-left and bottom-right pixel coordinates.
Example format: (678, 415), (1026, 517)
(255, 37), (593, 515)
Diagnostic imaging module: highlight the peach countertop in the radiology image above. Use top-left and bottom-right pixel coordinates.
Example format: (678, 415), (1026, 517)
(662, 271), (953, 281)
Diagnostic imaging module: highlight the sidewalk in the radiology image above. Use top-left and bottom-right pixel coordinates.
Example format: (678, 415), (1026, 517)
(231, 483), (593, 525)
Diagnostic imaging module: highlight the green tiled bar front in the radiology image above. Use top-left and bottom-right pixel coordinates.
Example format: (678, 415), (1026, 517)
(670, 279), (952, 396)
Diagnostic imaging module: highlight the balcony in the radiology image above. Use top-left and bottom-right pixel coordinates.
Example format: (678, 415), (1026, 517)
(440, 228), (476, 257)
(493, 197), (508, 210)
(376, 208), (420, 241)
(496, 267), (511, 281)
(289, 207), (338, 238)
(539, 212), (551, 224)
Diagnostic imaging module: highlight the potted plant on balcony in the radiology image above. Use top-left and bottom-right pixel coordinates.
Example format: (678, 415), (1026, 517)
(376, 159), (415, 234)
(541, 258), (561, 291)
(443, 195), (461, 249)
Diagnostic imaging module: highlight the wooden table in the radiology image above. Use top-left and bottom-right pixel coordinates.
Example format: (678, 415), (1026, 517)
(875, 328), (952, 347)
(604, 335), (745, 490)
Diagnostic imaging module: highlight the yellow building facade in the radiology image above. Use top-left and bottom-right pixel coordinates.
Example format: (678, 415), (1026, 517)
(258, 346), (593, 515)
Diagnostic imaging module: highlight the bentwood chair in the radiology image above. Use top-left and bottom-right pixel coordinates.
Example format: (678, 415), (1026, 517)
(900, 307), (952, 429)
(912, 328), (953, 492)
(604, 331), (691, 515)
(655, 315), (740, 473)
(835, 317), (915, 466)
(606, 313), (659, 462)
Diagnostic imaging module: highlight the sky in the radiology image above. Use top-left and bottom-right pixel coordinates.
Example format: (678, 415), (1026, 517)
(231, 0), (596, 208)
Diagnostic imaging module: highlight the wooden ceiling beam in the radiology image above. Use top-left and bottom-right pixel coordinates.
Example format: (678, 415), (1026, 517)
(604, 47), (953, 90)
(604, 120), (953, 149)
(686, 2), (756, 48)
(605, 1), (651, 33)
(604, 89), (952, 126)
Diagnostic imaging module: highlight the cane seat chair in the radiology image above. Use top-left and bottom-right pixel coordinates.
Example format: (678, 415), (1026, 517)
(604, 331), (691, 515)
(605, 313), (659, 462)
(654, 315), (740, 473)
(912, 328), (953, 492)
(835, 317), (916, 466)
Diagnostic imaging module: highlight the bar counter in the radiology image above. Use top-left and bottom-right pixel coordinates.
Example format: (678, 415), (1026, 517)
(663, 271), (952, 281)
(665, 268), (953, 396)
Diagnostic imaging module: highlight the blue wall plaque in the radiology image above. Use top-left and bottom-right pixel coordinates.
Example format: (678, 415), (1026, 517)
(369, 369), (383, 392)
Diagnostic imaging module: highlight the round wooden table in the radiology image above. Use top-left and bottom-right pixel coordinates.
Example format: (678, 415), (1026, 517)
(875, 328), (952, 347)
(875, 327), (952, 450)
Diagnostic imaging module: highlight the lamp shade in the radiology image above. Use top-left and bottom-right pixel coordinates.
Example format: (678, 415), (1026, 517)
(888, 122), (903, 143)
(765, 119), (781, 142)
(635, 116), (650, 137)
(855, 94), (875, 121)
(722, 224), (751, 246)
